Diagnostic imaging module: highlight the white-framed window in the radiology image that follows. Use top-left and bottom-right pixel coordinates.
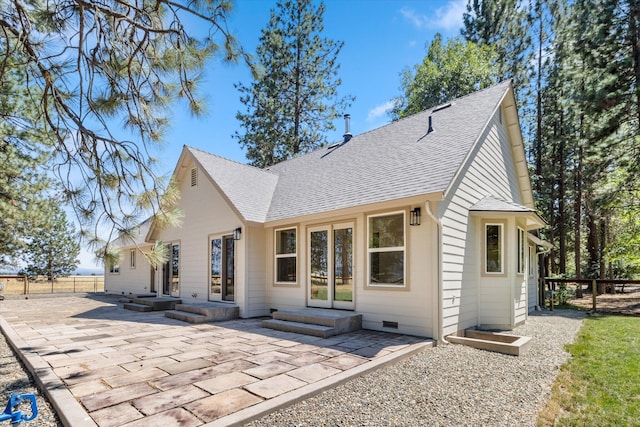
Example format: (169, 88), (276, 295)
(367, 211), (405, 287)
(109, 263), (120, 274)
(129, 249), (136, 269)
(517, 227), (525, 274)
(485, 223), (504, 274)
(275, 227), (297, 283)
(529, 244), (536, 276)
(190, 167), (197, 187)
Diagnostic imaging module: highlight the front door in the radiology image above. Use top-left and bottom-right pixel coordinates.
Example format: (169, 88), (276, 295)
(307, 223), (354, 310)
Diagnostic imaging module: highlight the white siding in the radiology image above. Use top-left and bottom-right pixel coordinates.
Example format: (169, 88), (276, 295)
(154, 160), (245, 311)
(105, 246), (153, 295)
(265, 207), (437, 338)
(245, 224), (268, 317)
(439, 106), (526, 336)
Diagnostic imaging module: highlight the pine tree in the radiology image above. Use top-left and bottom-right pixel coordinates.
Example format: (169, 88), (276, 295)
(234, 0), (353, 168)
(0, 52), (53, 268)
(24, 203), (80, 281)
(390, 34), (498, 120)
(0, 0), (240, 263)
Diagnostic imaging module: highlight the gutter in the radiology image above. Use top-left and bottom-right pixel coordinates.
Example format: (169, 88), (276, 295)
(424, 201), (447, 345)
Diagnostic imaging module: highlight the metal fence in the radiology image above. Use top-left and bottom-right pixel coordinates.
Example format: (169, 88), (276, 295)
(0, 275), (105, 295)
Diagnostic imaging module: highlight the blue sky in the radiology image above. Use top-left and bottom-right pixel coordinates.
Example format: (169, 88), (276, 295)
(79, 0), (467, 270)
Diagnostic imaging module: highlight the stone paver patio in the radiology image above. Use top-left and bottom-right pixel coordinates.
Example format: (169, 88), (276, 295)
(0, 295), (432, 426)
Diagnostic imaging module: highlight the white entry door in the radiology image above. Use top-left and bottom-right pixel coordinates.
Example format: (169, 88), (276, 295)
(307, 223), (354, 310)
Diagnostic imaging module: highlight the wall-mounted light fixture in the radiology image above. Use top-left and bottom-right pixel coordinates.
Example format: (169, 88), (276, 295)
(233, 227), (242, 241)
(410, 208), (421, 226)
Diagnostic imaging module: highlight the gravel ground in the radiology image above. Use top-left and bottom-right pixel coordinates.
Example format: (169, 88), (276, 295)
(247, 309), (586, 427)
(0, 329), (62, 426)
(0, 308), (584, 427)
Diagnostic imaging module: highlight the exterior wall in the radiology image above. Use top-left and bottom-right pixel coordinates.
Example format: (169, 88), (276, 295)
(265, 205), (437, 338)
(244, 224), (269, 317)
(439, 105), (526, 336)
(153, 160), (245, 312)
(527, 243), (539, 311)
(104, 246), (153, 295)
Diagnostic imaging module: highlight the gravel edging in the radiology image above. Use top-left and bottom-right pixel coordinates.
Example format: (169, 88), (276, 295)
(0, 327), (62, 426)
(247, 309), (585, 427)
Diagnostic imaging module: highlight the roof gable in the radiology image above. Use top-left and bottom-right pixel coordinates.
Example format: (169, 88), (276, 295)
(184, 146), (278, 223)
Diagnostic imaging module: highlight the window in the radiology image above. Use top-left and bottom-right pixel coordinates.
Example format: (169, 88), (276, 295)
(190, 167), (197, 187)
(109, 263), (120, 274)
(517, 227), (525, 274)
(368, 212), (405, 286)
(275, 228), (297, 283)
(129, 250), (136, 269)
(529, 245), (536, 276)
(485, 223), (503, 274)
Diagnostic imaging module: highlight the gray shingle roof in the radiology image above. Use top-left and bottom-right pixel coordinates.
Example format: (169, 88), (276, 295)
(188, 81), (513, 223)
(187, 147), (278, 223)
(265, 81), (512, 222)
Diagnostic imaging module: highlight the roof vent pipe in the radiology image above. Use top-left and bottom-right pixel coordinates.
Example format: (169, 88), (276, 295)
(428, 115), (434, 133)
(343, 114), (352, 143)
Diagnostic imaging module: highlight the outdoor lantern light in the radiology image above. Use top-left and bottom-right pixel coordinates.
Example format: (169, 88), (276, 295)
(410, 207), (421, 226)
(233, 227), (242, 240)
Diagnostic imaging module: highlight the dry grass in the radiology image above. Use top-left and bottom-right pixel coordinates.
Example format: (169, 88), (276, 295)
(0, 275), (104, 295)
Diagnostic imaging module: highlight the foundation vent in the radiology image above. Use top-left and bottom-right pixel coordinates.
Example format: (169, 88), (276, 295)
(382, 320), (398, 329)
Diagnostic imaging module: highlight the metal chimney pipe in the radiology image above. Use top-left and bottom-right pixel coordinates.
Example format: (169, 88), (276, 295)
(428, 115), (434, 133)
(343, 114), (352, 143)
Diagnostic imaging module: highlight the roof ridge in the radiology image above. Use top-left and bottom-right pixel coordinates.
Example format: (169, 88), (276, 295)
(185, 145), (279, 177)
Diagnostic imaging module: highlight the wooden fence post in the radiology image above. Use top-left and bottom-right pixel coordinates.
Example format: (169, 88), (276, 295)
(592, 279), (597, 311)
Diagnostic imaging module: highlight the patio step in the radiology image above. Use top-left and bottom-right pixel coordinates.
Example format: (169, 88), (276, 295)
(262, 309), (362, 338)
(164, 302), (239, 324)
(124, 297), (182, 312)
(123, 302), (153, 312)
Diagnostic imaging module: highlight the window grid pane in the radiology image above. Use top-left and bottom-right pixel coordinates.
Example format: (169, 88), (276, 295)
(486, 225), (502, 273)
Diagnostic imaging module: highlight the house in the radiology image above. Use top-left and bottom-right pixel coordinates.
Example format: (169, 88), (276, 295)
(105, 81), (549, 342)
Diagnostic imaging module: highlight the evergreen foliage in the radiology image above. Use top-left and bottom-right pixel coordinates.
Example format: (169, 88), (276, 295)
(0, 0), (241, 266)
(23, 203), (80, 280)
(391, 34), (498, 120)
(234, 0), (353, 168)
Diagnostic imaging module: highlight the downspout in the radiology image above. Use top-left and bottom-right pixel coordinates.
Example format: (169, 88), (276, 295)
(424, 201), (447, 344)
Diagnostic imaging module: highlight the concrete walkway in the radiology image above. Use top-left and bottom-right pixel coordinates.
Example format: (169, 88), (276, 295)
(0, 295), (432, 426)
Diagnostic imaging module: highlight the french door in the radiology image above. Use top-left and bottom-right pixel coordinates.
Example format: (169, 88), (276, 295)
(307, 223), (354, 310)
(209, 236), (234, 302)
(163, 243), (180, 297)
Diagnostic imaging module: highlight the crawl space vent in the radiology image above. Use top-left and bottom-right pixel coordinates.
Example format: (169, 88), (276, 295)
(382, 320), (398, 329)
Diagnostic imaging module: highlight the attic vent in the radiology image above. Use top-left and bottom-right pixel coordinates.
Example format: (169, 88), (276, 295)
(190, 167), (197, 187)
(432, 102), (452, 112)
(382, 320), (398, 329)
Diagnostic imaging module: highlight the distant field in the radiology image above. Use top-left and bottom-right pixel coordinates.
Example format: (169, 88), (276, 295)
(0, 275), (104, 295)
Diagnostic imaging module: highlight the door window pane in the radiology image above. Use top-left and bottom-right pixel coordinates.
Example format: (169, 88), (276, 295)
(334, 228), (353, 301)
(210, 239), (222, 294)
(171, 244), (179, 292)
(310, 230), (328, 300)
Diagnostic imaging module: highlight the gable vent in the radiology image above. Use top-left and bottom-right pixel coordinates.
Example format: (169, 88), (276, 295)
(190, 167), (197, 187)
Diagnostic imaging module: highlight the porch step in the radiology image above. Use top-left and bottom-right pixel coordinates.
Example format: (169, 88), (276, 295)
(164, 302), (239, 324)
(262, 309), (362, 338)
(123, 302), (153, 312)
(124, 297), (182, 312)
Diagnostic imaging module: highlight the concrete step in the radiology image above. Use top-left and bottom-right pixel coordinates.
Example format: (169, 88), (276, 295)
(264, 309), (362, 338)
(272, 309), (362, 330)
(129, 297), (181, 311)
(164, 310), (208, 324)
(262, 319), (335, 338)
(164, 302), (239, 324)
(123, 302), (153, 312)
